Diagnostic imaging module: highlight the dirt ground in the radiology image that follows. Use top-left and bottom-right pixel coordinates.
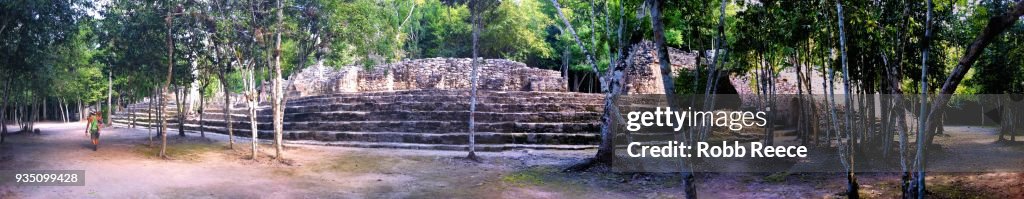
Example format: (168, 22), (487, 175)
(0, 122), (1021, 198)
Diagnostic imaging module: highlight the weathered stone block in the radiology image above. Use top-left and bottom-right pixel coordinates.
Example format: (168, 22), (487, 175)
(285, 58), (566, 97)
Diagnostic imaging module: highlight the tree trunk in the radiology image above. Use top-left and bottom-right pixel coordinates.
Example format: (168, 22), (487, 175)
(246, 67), (259, 161)
(272, 0), (285, 160)
(649, 1), (697, 198)
(881, 39), (915, 198)
(59, 98), (66, 123)
(551, 0), (622, 167)
(913, 0), (935, 198)
(222, 72), (234, 149)
(29, 98), (36, 131)
(14, 102), (19, 132)
(77, 99), (82, 122)
(174, 85), (184, 136)
(55, 98), (61, 123)
(64, 98), (70, 123)
(199, 88), (206, 138)
(107, 69), (113, 126)
(149, 87), (155, 146)
(160, 14), (176, 158)
(797, 53), (805, 144)
(180, 85), (190, 136)
(17, 102), (23, 131)
(0, 80), (7, 143)
(922, 0), (1024, 147)
(465, 0), (481, 161)
(128, 95), (135, 128)
(835, 0), (858, 197)
(562, 47), (569, 87)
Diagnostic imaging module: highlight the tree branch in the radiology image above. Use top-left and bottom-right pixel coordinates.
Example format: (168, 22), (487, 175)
(924, 0), (1024, 144)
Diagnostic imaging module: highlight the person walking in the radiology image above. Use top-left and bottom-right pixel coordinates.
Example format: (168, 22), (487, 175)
(85, 111), (103, 151)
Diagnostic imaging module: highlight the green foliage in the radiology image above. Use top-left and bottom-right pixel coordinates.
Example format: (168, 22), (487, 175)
(965, 0), (1024, 94)
(416, 0), (473, 58)
(0, 0), (92, 103)
(416, 0), (554, 63)
(225, 71), (247, 94)
(764, 172), (790, 183)
(665, 28), (683, 47)
(317, 0), (410, 67)
(97, 0), (172, 101)
(5, 0), (1023, 109)
(480, 0), (555, 61)
(50, 21), (107, 103)
(675, 66), (708, 94)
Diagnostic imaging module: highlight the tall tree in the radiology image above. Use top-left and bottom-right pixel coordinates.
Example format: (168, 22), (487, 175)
(272, 0), (285, 160)
(922, 0), (1024, 145)
(550, 0), (628, 170)
(913, 0), (934, 198)
(107, 69), (113, 126)
(442, 0), (498, 162)
(160, 2), (186, 158)
(649, 0), (696, 198)
(835, 0), (858, 197)
(466, 0), (481, 161)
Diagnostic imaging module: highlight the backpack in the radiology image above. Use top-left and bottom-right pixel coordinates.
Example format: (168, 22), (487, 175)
(89, 116), (100, 132)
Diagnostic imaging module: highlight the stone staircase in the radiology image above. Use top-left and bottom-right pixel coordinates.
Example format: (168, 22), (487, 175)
(111, 90), (605, 151)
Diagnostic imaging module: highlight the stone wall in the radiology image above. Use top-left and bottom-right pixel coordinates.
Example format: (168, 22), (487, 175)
(287, 58), (566, 97)
(621, 41), (698, 94)
(622, 41), (845, 97)
(621, 41), (852, 126)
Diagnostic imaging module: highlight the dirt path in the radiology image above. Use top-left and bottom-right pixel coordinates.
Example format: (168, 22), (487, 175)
(0, 122), (619, 198)
(0, 123), (1021, 198)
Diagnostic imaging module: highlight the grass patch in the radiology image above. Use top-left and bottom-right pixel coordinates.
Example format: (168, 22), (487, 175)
(928, 184), (992, 199)
(501, 168), (549, 186)
(317, 154), (395, 174)
(271, 168), (301, 177)
(499, 166), (595, 195)
(134, 143), (221, 161)
(764, 172), (790, 183)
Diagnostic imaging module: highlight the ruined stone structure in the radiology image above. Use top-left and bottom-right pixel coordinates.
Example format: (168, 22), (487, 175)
(113, 58), (602, 151)
(622, 41), (846, 126)
(621, 41), (842, 96)
(110, 44), (847, 151)
(288, 58), (565, 97)
(621, 41), (698, 94)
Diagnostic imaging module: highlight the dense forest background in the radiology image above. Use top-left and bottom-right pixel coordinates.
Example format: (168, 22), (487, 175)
(2, 0), (1022, 104)
(3, 0), (1022, 110)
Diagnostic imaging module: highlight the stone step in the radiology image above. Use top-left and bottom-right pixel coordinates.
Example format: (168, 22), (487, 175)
(115, 110), (601, 126)
(191, 110), (599, 123)
(112, 120), (598, 145)
(114, 117), (601, 134)
(287, 94), (602, 107)
(119, 108), (270, 118)
(283, 131), (597, 145)
(112, 90), (606, 151)
(286, 140), (596, 151)
(112, 121), (595, 151)
(288, 90), (602, 102)
(285, 111), (600, 123)
(284, 102), (603, 113)
(285, 121), (599, 133)
(117, 102), (602, 122)
(124, 100), (603, 115)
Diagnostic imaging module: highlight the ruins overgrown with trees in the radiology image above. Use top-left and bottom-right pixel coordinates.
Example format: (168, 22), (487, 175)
(2, 0), (1023, 198)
